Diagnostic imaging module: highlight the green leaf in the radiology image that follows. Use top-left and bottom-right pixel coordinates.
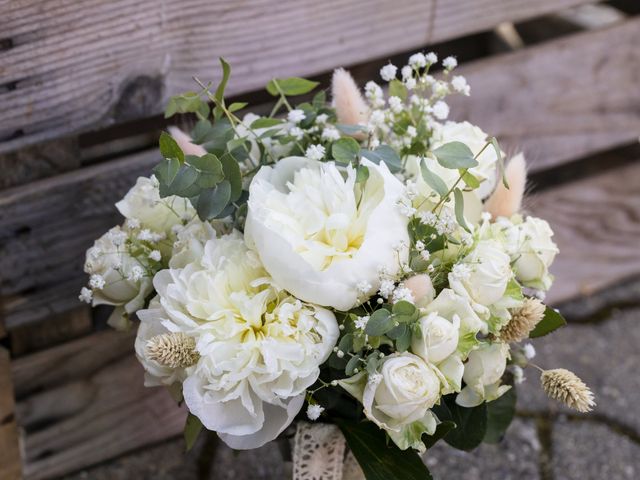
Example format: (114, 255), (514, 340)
(188, 154), (224, 188)
(423, 421), (456, 449)
(337, 124), (367, 136)
(420, 160), (449, 197)
(461, 170), (480, 189)
(184, 413), (203, 451)
(266, 77), (319, 96)
(389, 79), (408, 101)
(196, 181), (232, 220)
(396, 327), (412, 352)
(484, 388), (517, 443)
(228, 101), (247, 113)
(159, 131), (185, 163)
(453, 188), (470, 232)
(386, 323), (408, 340)
(433, 142), (478, 169)
(153, 158), (180, 186)
(529, 306), (567, 338)
(433, 396), (487, 451)
(356, 165), (369, 184)
(250, 117), (284, 129)
(338, 333), (354, 353)
(219, 152), (243, 202)
(312, 90), (327, 109)
(490, 137), (508, 188)
(168, 165), (199, 195)
(164, 92), (203, 119)
(332, 138), (360, 164)
(337, 420), (433, 480)
(346, 355), (362, 376)
(361, 145), (402, 173)
(365, 309), (394, 337)
(214, 58), (231, 104)
(392, 301), (416, 317)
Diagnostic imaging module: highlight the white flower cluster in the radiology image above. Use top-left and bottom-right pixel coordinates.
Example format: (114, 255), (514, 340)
(82, 51), (564, 457)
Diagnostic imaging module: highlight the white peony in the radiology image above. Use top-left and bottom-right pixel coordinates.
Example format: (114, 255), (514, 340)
(150, 231), (339, 449)
(457, 342), (511, 407)
(135, 296), (192, 393)
(340, 352), (440, 451)
(116, 176), (195, 236)
(83, 226), (154, 330)
(448, 240), (518, 329)
(169, 218), (218, 269)
(245, 157), (409, 311)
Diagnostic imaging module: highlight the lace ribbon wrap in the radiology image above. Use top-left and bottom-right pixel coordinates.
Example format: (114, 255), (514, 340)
(292, 422), (365, 480)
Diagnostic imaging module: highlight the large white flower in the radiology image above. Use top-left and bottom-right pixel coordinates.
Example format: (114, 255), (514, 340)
(83, 226), (154, 330)
(151, 231), (339, 449)
(245, 157), (409, 311)
(511, 217), (558, 291)
(340, 352), (439, 451)
(457, 342), (511, 407)
(116, 175), (195, 236)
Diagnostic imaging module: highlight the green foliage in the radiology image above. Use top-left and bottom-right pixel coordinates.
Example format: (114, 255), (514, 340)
(266, 77), (319, 96)
(332, 137), (360, 164)
(361, 145), (402, 173)
(453, 188), (470, 232)
(197, 181), (232, 220)
(337, 419), (433, 480)
(388, 79), (408, 101)
(365, 309), (394, 336)
(184, 413), (203, 451)
(530, 306), (567, 338)
(250, 117), (284, 129)
(159, 132), (185, 163)
(423, 421), (456, 450)
(461, 170), (480, 189)
(432, 141), (478, 169)
(165, 92), (209, 119)
(356, 165), (370, 184)
(433, 396), (487, 451)
(484, 388), (516, 443)
(420, 159), (449, 197)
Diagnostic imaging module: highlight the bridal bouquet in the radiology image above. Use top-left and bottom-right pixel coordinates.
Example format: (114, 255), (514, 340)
(81, 53), (594, 479)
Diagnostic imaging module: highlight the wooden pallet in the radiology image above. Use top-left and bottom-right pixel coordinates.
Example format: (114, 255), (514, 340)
(1, 1), (639, 478)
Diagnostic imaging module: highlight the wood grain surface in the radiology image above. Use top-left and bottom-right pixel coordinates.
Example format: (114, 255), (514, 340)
(0, 0), (594, 153)
(0, 347), (22, 480)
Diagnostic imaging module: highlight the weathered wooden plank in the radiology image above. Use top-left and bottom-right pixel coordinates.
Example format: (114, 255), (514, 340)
(9, 306), (92, 356)
(11, 329), (185, 480)
(0, 0), (594, 153)
(449, 17), (640, 172)
(0, 347), (23, 480)
(0, 150), (159, 329)
(528, 161), (640, 305)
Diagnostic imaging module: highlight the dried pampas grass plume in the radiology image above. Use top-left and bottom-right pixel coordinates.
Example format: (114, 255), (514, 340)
(168, 126), (207, 157)
(541, 368), (595, 413)
(146, 332), (199, 368)
(485, 153), (527, 218)
(499, 297), (545, 343)
(332, 68), (369, 137)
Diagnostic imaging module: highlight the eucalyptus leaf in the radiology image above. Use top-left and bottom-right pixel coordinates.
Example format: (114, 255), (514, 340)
(196, 181), (232, 220)
(332, 138), (360, 164)
(345, 355), (362, 376)
(365, 309), (394, 337)
(266, 77), (319, 96)
(251, 117), (284, 129)
(338, 333), (354, 353)
(361, 145), (402, 173)
(356, 165), (369, 184)
(214, 58), (231, 104)
(312, 90), (327, 109)
(420, 160), (449, 197)
(184, 413), (203, 451)
(392, 301), (416, 317)
(159, 132), (185, 163)
(529, 306), (567, 338)
(337, 420), (433, 480)
(219, 152), (243, 202)
(396, 328), (412, 352)
(228, 101), (247, 113)
(188, 154), (224, 188)
(153, 158), (180, 187)
(433, 141), (478, 169)
(453, 188), (470, 232)
(336, 124), (367, 136)
(168, 165), (199, 195)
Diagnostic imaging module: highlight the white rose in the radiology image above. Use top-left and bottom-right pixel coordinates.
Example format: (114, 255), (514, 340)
(116, 176), (195, 235)
(513, 217), (558, 290)
(456, 342), (511, 407)
(152, 231), (339, 449)
(449, 240), (513, 322)
(245, 157), (409, 311)
(84, 226), (153, 330)
(340, 353), (439, 451)
(412, 311), (459, 364)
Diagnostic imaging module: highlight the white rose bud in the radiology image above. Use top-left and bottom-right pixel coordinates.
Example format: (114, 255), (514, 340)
(456, 342), (511, 407)
(411, 311), (460, 364)
(513, 217), (558, 291)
